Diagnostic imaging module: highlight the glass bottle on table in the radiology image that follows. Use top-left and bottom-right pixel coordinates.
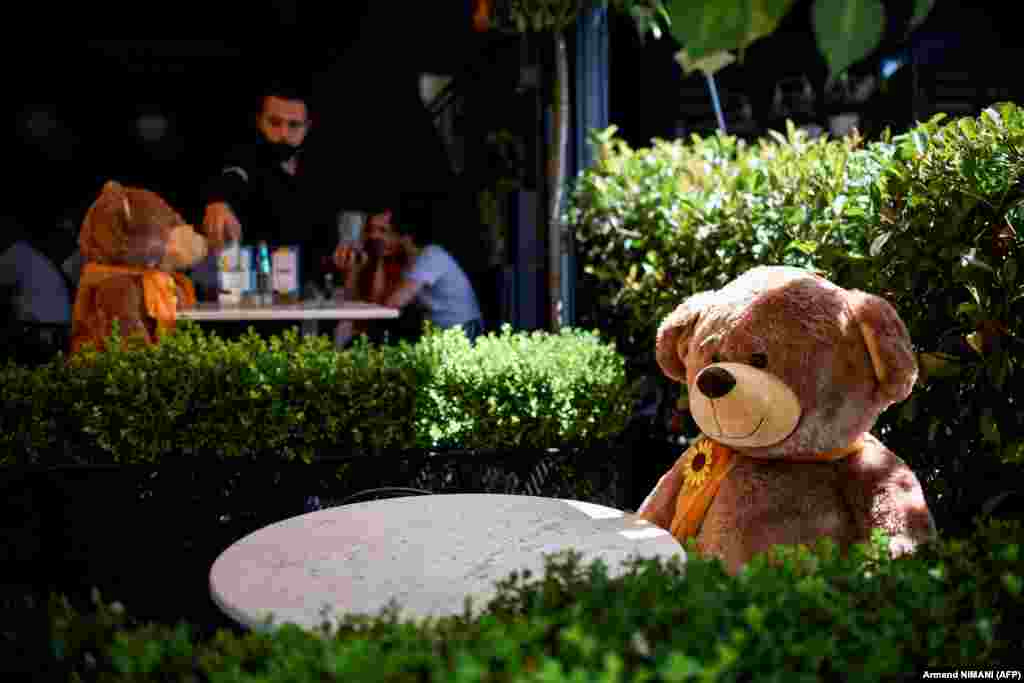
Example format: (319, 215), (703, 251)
(324, 272), (339, 303)
(320, 252), (347, 304)
(219, 238), (243, 305)
(257, 240), (273, 306)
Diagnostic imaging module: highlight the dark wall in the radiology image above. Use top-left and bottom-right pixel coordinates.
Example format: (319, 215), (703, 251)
(607, 0), (1024, 148)
(9, 5), (486, 230)
(14, 4), (1019, 272)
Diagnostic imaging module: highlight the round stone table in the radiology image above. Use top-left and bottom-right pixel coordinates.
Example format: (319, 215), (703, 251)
(209, 494), (684, 630)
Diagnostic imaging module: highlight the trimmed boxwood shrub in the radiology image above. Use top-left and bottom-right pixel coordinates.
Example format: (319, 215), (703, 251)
(0, 322), (631, 466)
(0, 322), (637, 643)
(415, 325), (633, 450)
(567, 105), (1024, 534)
(38, 519), (1024, 681)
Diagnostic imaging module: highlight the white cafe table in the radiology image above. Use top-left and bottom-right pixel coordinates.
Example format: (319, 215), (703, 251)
(178, 300), (399, 336)
(209, 494), (684, 631)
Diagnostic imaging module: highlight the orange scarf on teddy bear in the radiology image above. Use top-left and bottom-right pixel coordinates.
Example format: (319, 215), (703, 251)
(70, 263), (196, 353)
(670, 434), (864, 540)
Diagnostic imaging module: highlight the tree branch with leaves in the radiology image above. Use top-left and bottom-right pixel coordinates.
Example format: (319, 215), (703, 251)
(471, 0), (937, 329)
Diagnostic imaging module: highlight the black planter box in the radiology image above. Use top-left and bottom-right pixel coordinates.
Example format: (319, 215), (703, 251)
(1, 435), (680, 630)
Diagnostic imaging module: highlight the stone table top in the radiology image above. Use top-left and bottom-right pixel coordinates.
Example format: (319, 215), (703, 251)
(179, 300), (399, 321)
(209, 494), (684, 630)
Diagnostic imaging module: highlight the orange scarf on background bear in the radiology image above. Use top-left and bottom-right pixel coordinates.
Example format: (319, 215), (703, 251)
(70, 264), (196, 354)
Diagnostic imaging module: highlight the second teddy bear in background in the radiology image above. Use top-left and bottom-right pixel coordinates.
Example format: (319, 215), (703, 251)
(70, 181), (219, 355)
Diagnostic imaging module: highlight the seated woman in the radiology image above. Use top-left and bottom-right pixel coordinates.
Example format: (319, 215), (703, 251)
(330, 209), (411, 346)
(333, 206), (483, 345)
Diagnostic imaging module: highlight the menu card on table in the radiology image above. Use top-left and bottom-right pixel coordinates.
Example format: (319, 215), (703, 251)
(272, 246), (301, 303)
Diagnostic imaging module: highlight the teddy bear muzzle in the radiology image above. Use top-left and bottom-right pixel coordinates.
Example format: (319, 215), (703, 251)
(690, 363), (802, 449)
(161, 225), (209, 270)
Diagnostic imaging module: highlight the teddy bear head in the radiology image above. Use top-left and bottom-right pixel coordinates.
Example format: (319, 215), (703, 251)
(78, 180), (208, 270)
(656, 266), (918, 459)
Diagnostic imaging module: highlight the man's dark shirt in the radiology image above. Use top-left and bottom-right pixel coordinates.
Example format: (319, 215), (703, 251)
(201, 140), (335, 287)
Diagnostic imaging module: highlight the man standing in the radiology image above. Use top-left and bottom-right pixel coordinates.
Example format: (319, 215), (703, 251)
(199, 81), (332, 296)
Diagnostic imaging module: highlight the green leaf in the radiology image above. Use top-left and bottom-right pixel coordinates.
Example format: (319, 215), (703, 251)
(966, 331), (984, 355)
(983, 106), (1004, 129)
(831, 194), (848, 215)
(812, 0), (886, 79)
(956, 301), (980, 318)
(674, 48), (736, 76)
(748, 0), (798, 43)
(908, 0), (935, 31)
(919, 352), (963, 380)
(787, 239), (819, 255)
(981, 409), (1000, 444)
(912, 128), (928, 155)
(666, 0), (747, 59)
(869, 231), (891, 256)
(666, 0), (795, 60)
(1003, 257), (1017, 286)
(961, 249), (995, 273)
(1002, 572), (1022, 597)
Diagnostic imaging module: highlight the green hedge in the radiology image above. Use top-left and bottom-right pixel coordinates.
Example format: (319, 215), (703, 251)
(0, 323), (631, 465)
(567, 105), (1024, 530)
(569, 121), (898, 344)
(41, 519), (1024, 681)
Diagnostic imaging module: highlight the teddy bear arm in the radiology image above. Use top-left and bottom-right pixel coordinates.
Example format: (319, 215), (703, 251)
(636, 452), (689, 529)
(840, 438), (937, 557)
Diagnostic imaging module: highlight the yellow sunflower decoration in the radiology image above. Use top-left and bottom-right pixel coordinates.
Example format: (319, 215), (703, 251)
(669, 435), (737, 540)
(682, 436), (715, 489)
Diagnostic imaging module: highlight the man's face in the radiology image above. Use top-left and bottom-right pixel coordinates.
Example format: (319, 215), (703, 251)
(257, 96), (310, 149)
(364, 210), (402, 258)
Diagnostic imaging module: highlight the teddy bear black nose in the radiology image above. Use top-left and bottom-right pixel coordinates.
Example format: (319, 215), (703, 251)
(697, 366), (736, 399)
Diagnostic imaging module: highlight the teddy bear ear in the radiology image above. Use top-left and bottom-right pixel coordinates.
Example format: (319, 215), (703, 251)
(79, 181), (132, 263)
(847, 290), (919, 405)
(656, 295), (709, 383)
(100, 180), (132, 220)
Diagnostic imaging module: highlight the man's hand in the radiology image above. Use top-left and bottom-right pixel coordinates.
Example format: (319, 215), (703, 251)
(333, 243), (369, 272)
(202, 202), (242, 250)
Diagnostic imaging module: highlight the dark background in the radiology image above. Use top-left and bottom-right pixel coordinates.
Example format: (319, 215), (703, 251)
(9, 3), (483, 224)
(610, 1), (1023, 148)
(7, 2), (1022, 268)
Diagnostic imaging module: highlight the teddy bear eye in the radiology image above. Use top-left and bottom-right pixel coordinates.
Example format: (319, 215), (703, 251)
(750, 352), (768, 369)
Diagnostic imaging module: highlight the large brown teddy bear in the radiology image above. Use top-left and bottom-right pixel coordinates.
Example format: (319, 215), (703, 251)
(70, 181), (217, 355)
(637, 266), (937, 574)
